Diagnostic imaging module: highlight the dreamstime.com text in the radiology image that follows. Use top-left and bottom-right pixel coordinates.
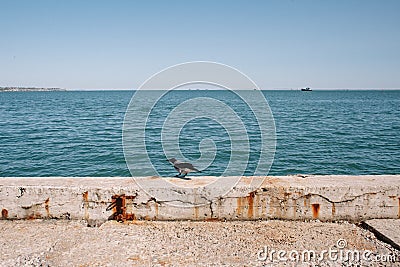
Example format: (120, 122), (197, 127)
(257, 239), (399, 264)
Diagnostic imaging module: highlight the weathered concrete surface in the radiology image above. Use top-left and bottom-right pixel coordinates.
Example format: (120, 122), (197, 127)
(0, 220), (399, 266)
(364, 219), (400, 250)
(0, 175), (399, 223)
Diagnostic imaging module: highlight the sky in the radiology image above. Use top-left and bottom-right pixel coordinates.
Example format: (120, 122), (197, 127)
(0, 0), (399, 89)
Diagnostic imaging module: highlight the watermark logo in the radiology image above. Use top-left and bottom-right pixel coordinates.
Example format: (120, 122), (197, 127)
(257, 239), (399, 264)
(122, 61), (276, 207)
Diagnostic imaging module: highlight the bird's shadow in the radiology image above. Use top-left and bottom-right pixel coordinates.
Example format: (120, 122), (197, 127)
(171, 175), (192, 180)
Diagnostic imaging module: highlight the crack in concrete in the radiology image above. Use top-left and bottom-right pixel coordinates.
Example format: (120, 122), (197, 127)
(132, 197), (162, 209)
(21, 200), (46, 210)
(299, 191), (386, 204)
(251, 188), (388, 204)
(209, 201), (214, 218)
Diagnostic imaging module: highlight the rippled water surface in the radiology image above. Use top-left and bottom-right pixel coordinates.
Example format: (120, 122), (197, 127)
(0, 90), (399, 176)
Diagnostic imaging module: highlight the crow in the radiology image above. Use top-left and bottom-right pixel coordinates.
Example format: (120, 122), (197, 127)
(167, 158), (201, 178)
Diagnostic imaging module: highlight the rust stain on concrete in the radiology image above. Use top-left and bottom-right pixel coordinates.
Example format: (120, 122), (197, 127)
(44, 198), (50, 217)
(27, 212), (41, 220)
(283, 191), (291, 198)
(154, 202), (159, 219)
(82, 191), (89, 220)
(82, 191), (89, 202)
(304, 194), (311, 208)
(331, 203), (336, 218)
(1, 209), (8, 219)
(254, 193), (260, 218)
(108, 194), (137, 222)
(235, 191), (257, 219)
(311, 203), (320, 219)
(125, 213), (136, 221)
(246, 191), (256, 218)
(205, 218), (220, 222)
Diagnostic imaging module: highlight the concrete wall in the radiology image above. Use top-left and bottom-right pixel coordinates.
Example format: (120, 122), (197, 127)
(0, 175), (399, 223)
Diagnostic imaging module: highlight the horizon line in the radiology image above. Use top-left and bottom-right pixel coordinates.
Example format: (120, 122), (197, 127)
(67, 88), (400, 91)
(2, 86), (400, 91)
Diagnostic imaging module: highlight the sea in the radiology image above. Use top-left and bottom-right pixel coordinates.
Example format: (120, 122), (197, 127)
(0, 90), (399, 177)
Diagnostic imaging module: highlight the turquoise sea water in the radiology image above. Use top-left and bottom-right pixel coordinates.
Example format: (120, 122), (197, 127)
(0, 90), (399, 176)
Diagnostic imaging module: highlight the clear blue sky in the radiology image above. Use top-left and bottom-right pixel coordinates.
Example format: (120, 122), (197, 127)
(0, 0), (399, 89)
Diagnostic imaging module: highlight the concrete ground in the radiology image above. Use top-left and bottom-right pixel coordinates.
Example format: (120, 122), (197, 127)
(0, 220), (399, 267)
(364, 219), (400, 251)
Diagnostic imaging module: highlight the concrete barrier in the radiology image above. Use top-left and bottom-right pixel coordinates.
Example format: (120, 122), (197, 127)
(0, 175), (399, 223)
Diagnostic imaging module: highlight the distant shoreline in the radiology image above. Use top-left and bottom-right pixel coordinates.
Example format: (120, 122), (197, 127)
(0, 87), (66, 92)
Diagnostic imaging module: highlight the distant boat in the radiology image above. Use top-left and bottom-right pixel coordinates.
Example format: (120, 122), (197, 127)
(301, 87), (312, 91)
